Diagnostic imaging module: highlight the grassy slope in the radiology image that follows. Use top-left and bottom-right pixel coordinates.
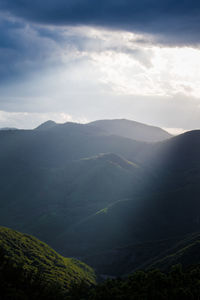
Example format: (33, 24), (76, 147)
(0, 226), (96, 295)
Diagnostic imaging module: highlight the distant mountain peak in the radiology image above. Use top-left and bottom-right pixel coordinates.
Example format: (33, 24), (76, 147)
(89, 119), (172, 143)
(35, 120), (57, 130)
(34, 118), (173, 142)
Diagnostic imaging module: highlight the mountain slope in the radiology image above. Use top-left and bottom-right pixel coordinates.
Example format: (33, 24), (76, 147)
(62, 130), (200, 272)
(35, 120), (57, 130)
(148, 232), (200, 271)
(0, 152), (145, 253)
(0, 226), (96, 299)
(1, 121), (200, 278)
(89, 119), (172, 142)
(0, 122), (147, 168)
(83, 232), (200, 276)
(62, 133), (200, 247)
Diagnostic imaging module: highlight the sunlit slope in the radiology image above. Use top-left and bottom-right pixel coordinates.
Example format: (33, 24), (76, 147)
(61, 198), (143, 256)
(0, 226), (96, 299)
(89, 119), (172, 142)
(64, 130), (200, 269)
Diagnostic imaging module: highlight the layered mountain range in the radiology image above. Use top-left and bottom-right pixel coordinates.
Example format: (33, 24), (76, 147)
(0, 119), (200, 276)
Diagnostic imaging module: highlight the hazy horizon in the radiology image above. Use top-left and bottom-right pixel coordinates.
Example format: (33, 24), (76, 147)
(0, 117), (190, 135)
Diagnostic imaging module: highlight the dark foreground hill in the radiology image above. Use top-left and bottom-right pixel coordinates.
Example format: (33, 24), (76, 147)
(0, 226), (96, 300)
(86, 232), (200, 299)
(86, 264), (200, 300)
(83, 232), (200, 277)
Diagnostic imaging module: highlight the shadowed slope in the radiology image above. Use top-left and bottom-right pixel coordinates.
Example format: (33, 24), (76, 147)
(0, 152), (145, 254)
(148, 232), (200, 271)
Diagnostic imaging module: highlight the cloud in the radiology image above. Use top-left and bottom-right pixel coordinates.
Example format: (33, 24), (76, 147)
(0, 13), (154, 85)
(0, 110), (88, 129)
(0, 0), (200, 45)
(89, 45), (200, 98)
(163, 127), (187, 135)
(0, 2), (200, 131)
(0, 14), (63, 83)
(1, 93), (200, 131)
(1, 21), (200, 130)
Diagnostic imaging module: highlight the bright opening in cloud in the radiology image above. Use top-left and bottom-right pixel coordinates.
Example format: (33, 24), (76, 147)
(1, 18), (200, 131)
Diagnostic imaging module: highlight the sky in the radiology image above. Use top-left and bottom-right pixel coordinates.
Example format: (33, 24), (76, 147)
(0, 1), (200, 133)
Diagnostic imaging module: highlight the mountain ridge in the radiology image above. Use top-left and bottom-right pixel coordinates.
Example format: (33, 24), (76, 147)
(89, 118), (172, 142)
(0, 118), (200, 277)
(34, 118), (172, 142)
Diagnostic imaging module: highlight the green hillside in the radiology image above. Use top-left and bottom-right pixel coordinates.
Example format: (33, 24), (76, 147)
(0, 226), (96, 299)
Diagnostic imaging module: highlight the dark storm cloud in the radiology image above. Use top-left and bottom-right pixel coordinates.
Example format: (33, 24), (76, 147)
(0, 15), (89, 84)
(0, 0), (199, 84)
(0, 0), (199, 97)
(0, 0), (200, 44)
(0, 14), (151, 84)
(0, 15), (59, 83)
